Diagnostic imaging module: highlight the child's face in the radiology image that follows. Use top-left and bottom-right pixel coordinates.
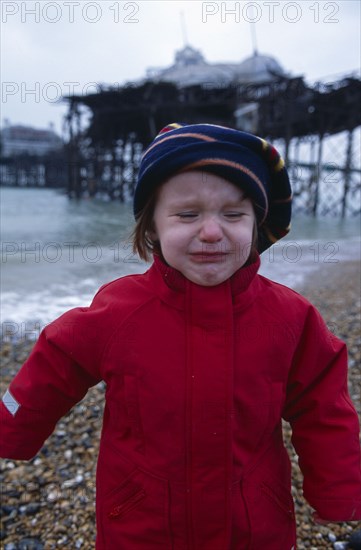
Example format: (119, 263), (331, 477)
(151, 170), (255, 286)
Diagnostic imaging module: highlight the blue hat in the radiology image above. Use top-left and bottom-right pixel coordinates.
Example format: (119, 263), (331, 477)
(134, 122), (292, 252)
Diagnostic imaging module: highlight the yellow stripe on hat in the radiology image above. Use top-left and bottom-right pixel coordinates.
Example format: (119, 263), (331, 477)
(274, 157), (285, 172)
(260, 138), (285, 171)
(263, 223), (291, 242)
(165, 123), (183, 131)
(260, 138), (269, 151)
(263, 226), (282, 244)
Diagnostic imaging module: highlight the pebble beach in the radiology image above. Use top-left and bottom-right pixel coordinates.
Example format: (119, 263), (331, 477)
(1, 260), (360, 550)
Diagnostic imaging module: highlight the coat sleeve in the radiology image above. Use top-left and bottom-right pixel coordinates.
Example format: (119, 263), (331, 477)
(0, 294), (108, 460)
(283, 303), (361, 522)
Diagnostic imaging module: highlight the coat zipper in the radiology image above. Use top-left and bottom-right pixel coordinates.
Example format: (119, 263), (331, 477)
(185, 286), (195, 549)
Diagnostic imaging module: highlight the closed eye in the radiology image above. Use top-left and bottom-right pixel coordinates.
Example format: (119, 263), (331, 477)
(176, 212), (198, 219)
(224, 212), (247, 218)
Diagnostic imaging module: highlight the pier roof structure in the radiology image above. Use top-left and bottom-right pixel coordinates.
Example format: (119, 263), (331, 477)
(144, 46), (286, 87)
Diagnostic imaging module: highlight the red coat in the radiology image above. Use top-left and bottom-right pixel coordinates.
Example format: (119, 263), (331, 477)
(1, 255), (360, 549)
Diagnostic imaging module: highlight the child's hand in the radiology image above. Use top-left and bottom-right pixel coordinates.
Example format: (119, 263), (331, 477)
(312, 512), (330, 525)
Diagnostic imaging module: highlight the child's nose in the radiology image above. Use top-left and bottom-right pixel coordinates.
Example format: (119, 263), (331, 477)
(199, 217), (223, 242)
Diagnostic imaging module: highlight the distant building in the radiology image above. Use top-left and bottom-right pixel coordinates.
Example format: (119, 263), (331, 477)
(0, 121), (63, 157)
(145, 45), (287, 88)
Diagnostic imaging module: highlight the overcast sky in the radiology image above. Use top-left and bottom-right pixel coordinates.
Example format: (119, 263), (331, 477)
(1, 0), (360, 134)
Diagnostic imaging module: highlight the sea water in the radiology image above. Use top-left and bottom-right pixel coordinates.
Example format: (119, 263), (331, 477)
(1, 187), (360, 330)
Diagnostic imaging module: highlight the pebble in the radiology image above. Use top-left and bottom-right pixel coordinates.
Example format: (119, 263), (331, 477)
(3, 509), (17, 522)
(61, 474), (84, 489)
(349, 530), (361, 549)
(0, 261), (360, 549)
(46, 490), (60, 502)
(25, 503), (41, 515)
(18, 539), (44, 550)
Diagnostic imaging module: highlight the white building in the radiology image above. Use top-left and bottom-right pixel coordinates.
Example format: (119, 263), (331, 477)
(1, 122), (63, 157)
(145, 45), (287, 88)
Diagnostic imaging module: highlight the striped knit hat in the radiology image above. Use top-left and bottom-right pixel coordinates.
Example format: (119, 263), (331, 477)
(134, 122), (292, 252)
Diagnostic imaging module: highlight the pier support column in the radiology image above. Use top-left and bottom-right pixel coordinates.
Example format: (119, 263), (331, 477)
(313, 133), (324, 216)
(342, 129), (354, 218)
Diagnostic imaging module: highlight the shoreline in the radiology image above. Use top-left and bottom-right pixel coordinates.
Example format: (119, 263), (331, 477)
(2, 227), (360, 328)
(1, 260), (360, 549)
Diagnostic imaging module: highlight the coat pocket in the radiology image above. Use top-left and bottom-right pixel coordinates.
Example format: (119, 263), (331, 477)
(106, 472), (146, 520)
(260, 481), (295, 519)
(243, 478), (296, 549)
(96, 442), (173, 549)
